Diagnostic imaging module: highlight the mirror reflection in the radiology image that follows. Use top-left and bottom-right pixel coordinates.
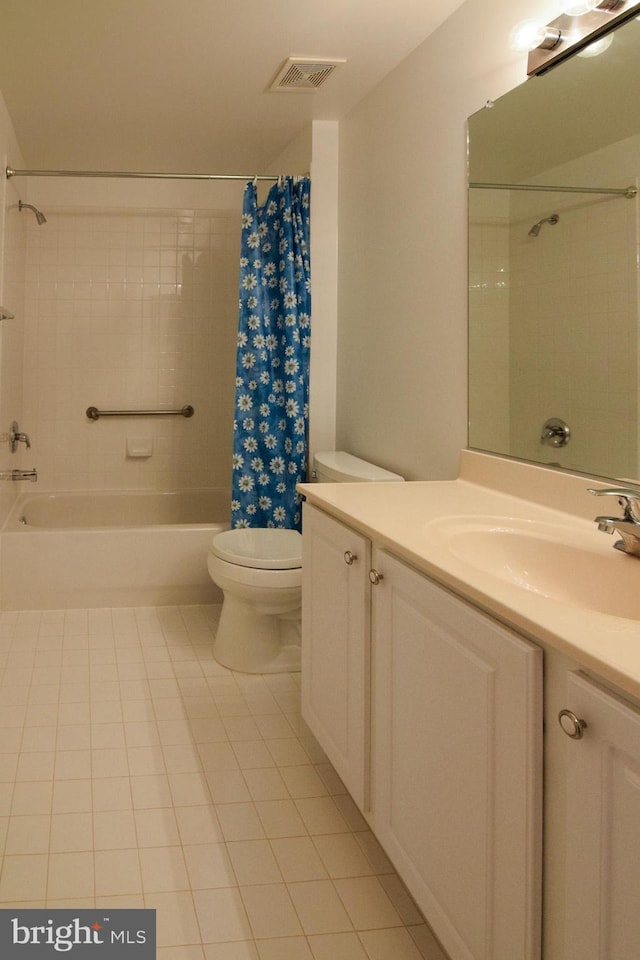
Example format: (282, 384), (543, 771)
(468, 17), (640, 482)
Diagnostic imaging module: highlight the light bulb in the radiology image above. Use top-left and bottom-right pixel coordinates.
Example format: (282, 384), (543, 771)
(509, 19), (562, 51)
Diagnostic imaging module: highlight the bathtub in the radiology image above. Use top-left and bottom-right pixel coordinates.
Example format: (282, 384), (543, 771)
(1, 489), (231, 610)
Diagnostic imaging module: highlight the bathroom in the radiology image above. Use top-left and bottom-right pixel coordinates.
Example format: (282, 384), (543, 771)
(0, 0), (638, 958)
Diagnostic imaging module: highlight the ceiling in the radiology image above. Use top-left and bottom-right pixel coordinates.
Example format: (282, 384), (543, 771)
(0, 0), (465, 175)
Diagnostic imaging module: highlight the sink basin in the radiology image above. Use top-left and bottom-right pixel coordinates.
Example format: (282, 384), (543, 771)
(425, 515), (640, 620)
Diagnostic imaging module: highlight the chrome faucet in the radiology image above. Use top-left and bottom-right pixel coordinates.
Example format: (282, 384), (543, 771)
(0, 469), (37, 482)
(8, 421), (31, 452)
(589, 487), (640, 557)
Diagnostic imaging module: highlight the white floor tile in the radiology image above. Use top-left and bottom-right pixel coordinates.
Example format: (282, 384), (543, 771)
(240, 882), (302, 939)
(311, 834), (375, 879)
(270, 836), (328, 883)
(140, 845), (189, 893)
(240, 768), (288, 803)
(94, 809), (138, 850)
(256, 937), (313, 960)
(294, 797), (351, 836)
(175, 805), (224, 845)
(0, 605), (437, 959)
(307, 932), (369, 960)
(286, 879), (353, 936)
(0, 853), (48, 900)
(151, 890), (202, 947)
(333, 877), (404, 930)
(183, 842), (236, 890)
(193, 887), (252, 943)
(95, 847), (142, 896)
(50, 811), (93, 853)
(254, 799), (307, 839)
(203, 941), (258, 959)
(5, 814), (50, 854)
(47, 851), (95, 900)
(358, 926), (426, 959)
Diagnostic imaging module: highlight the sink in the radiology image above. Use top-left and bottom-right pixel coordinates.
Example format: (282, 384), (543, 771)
(425, 515), (640, 620)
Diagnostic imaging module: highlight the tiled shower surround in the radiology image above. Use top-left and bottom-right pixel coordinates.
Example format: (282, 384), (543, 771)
(21, 207), (240, 492)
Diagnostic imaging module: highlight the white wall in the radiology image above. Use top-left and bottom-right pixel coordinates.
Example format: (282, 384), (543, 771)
(0, 91), (27, 522)
(336, 0), (558, 480)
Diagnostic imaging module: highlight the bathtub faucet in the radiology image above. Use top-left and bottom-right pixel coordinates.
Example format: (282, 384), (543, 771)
(9, 421), (31, 451)
(0, 469), (37, 482)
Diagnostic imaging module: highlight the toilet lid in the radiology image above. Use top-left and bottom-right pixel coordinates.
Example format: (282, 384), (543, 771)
(212, 528), (303, 569)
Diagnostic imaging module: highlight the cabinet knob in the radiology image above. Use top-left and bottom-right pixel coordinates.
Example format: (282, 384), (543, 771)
(369, 569), (384, 585)
(344, 550), (357, 565)
(558, 709), (587, 740)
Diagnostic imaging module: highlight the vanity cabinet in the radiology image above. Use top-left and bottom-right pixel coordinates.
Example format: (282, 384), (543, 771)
(301, 503), (371, 809)
(370, 548), (542, 960)
(301, 503), (543, 960)
(555, 671), (640, 960)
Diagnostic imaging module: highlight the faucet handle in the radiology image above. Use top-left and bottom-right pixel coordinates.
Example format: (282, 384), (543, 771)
(588, 487), (640, 523)
(8, 421), (31, 452)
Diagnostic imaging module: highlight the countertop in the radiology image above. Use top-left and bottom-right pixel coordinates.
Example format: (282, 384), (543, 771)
(298, 451), (640, 701)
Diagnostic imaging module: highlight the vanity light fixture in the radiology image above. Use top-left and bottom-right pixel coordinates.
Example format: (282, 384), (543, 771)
(509, 19), (562, 51)
(512, 0), (640, 74)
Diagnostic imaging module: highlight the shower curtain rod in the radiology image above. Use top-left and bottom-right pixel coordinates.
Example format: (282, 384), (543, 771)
(470, 181), (637, 199)
(5, 166), (283, 182)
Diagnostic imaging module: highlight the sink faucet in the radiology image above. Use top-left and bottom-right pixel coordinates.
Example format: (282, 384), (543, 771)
(589, 487), (640, 557)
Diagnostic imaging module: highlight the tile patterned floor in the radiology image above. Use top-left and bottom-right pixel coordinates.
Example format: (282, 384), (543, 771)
(0, 604), (448, 960)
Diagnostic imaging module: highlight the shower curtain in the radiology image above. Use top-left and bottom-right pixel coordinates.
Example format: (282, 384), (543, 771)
(231, 176), (311, 531)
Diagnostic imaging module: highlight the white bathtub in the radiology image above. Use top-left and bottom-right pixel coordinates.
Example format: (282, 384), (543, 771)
(1, 489), (231, 610)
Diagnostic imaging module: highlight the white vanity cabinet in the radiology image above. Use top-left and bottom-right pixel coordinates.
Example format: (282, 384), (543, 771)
(555, 671), (640, 960)
(301, 503), (543, 960)
(370, 548), (543, 960)
(301, 503), (371, 809)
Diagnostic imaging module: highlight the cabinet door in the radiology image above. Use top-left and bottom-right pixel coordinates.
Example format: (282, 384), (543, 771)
(301, 503), (371, 809)
(562, 671), (640, 960)
(371, 549), (542, 960)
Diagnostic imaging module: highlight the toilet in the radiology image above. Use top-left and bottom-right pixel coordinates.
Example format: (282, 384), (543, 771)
(208, 451), (404, 673)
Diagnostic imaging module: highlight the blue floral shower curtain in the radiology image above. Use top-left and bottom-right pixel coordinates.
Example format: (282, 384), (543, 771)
(231, 176), (311, 531)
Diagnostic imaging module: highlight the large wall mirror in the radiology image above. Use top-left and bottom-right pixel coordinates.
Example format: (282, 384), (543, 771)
(468, 16), (640, 482)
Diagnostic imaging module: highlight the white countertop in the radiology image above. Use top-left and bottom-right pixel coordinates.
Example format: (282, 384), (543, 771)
(299, 451), (640, 701)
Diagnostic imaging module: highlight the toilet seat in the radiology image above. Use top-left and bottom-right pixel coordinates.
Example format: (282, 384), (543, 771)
(211, 528), (302, 570)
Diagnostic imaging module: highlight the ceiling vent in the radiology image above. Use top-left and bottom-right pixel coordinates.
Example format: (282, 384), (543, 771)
(269, 57), (345, 93)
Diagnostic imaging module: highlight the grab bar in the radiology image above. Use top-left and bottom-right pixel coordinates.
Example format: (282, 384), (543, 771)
(86, 405), (194, 420)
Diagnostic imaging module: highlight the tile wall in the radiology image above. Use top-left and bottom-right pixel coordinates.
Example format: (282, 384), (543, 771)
(467, 209), (510, 455)
(509, 191), (638, 477)
(0, 193), (27, 519)
(21, 207), (240, 492)
(468, 132), (640, 480)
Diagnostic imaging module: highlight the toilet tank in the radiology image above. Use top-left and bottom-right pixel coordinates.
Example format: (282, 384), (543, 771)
(313, 451), (404, 483)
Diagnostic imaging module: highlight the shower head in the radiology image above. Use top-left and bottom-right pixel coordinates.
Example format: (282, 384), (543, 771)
(18, 200), (47, 225)
(528, 213), (559, 237)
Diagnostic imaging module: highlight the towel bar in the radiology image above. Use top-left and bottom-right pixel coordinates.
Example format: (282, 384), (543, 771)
(86, 405), (194, 420)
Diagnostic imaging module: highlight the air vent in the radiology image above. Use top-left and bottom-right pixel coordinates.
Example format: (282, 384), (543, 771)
(269, 57), (345, 93)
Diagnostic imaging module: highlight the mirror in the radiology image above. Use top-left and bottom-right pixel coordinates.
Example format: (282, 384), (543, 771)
(468, 17), (640, 482)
